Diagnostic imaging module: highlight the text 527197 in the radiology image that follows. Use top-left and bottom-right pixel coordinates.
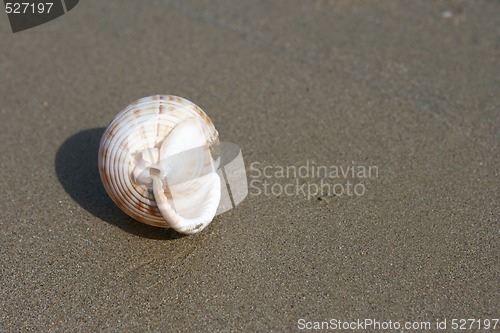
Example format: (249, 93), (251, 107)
(5, 2), (53, 14)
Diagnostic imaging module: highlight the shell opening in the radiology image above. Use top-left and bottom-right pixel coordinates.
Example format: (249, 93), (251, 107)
(131, 148), (170, 188)
(128, 119), (221, 234)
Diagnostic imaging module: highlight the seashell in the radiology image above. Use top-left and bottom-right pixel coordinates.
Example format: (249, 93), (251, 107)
(98, 95), (221, 234)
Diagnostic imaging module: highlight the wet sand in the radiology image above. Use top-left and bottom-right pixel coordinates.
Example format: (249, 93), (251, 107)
(0, 0), (498, 331)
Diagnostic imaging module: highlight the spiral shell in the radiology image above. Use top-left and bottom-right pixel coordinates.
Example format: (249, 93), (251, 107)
(98, 95), (221, 234)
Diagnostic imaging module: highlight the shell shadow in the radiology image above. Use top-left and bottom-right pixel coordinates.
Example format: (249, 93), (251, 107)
(55, 128), (184, 240)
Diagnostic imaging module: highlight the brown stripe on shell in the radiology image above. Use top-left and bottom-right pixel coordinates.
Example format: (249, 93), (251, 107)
(193, 104), (215, 127)
(133, 108), (142, 118)
(135, 185), (150, 198)
(135, 197), (161, 216)
(120, 200), (166, 228)
(106, 107), (141, 139)
(170, 96), (183, 104)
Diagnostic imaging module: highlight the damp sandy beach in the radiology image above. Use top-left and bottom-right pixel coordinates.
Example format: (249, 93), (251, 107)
(0, 1), (498, 331)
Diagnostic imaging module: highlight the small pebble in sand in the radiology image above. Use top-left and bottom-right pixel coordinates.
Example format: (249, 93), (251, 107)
(441, 10), (453, 18)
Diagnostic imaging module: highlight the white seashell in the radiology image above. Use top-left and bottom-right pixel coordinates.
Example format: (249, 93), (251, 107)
(98, 95), (221, 234)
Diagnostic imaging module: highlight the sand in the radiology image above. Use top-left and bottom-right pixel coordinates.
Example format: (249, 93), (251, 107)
(0, 0), (498, 331)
